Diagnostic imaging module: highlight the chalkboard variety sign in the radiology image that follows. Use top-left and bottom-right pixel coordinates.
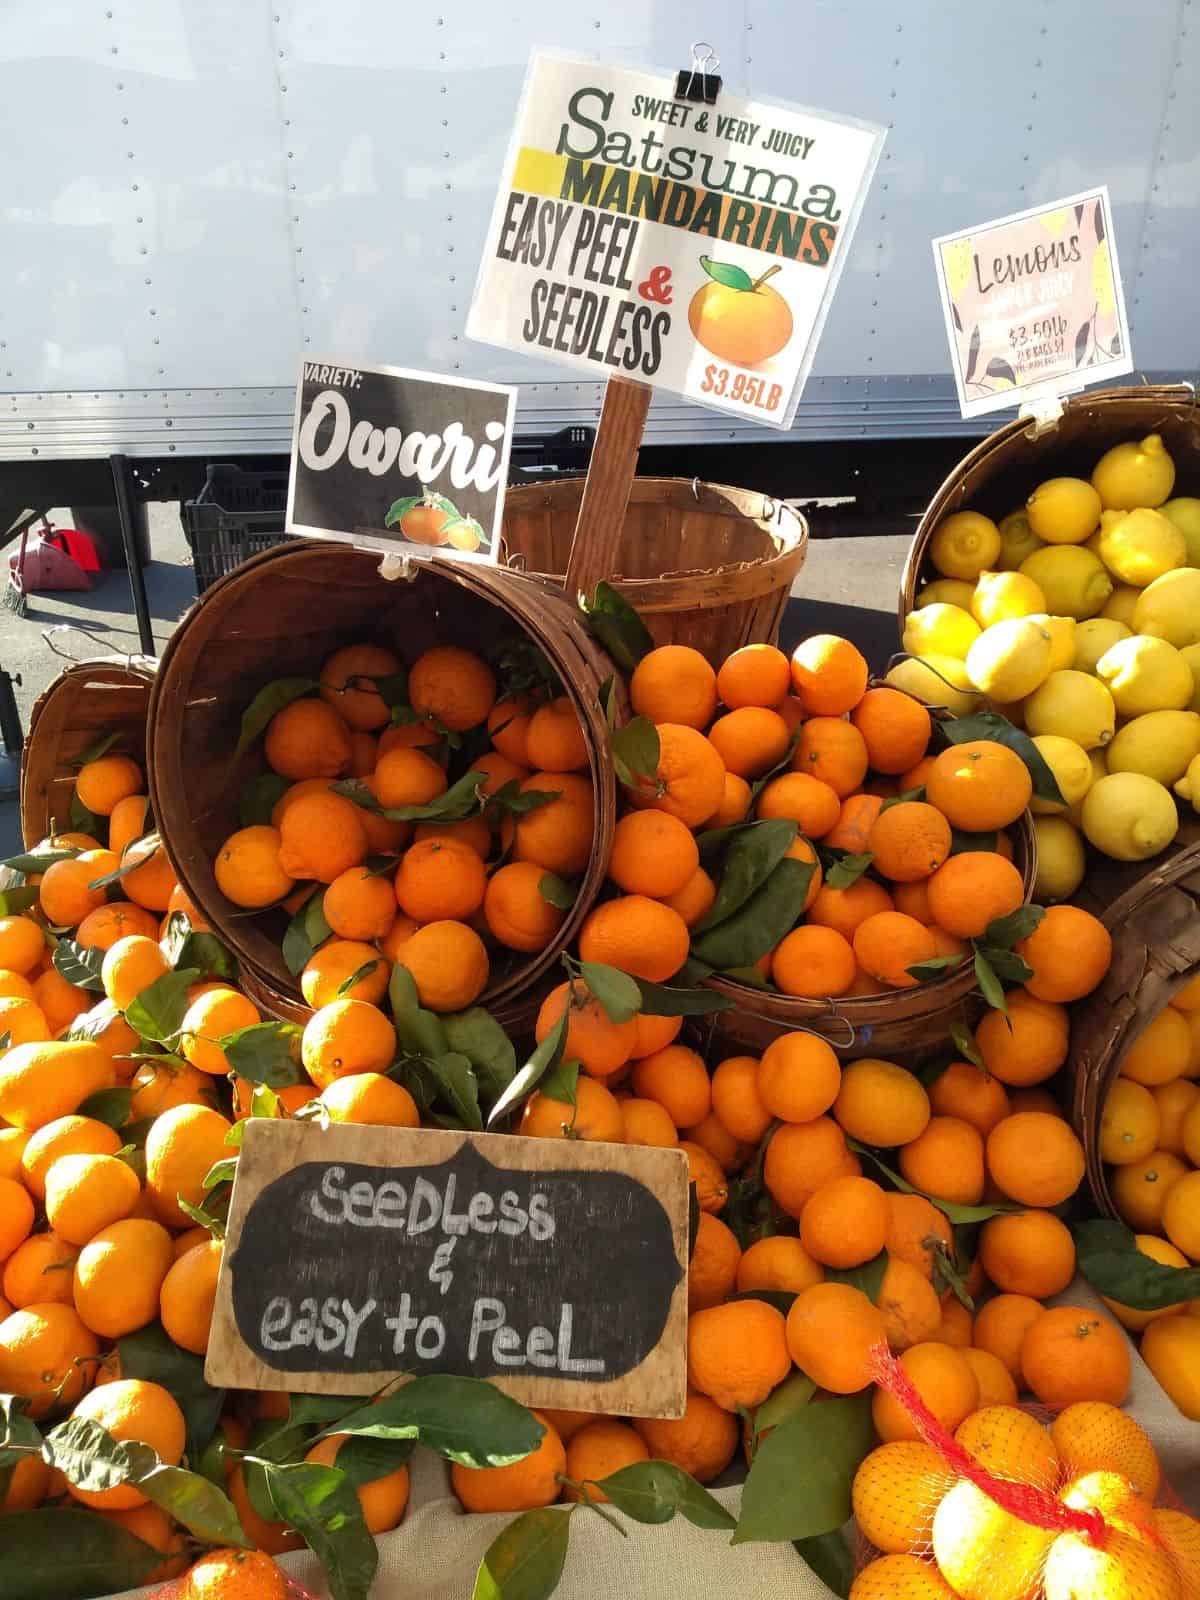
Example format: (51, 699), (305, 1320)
(285, 358), (517, 559)
(206, 1122), (689, 1418)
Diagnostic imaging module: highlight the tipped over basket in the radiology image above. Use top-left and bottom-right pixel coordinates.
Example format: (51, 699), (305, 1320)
(1069, 822), (1200, 1217)
(501, 477), (807, 664)
(20, 653), (157, 848)
(148, 542), (622, 1015)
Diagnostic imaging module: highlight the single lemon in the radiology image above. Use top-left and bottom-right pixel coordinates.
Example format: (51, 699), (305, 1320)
(1133, 567), (1200, 648)
(1082, 771), (1179, 860)
(1174, 754), (1200, 808)
(1032, 816), (1087, 902)
(997, 509), (1045, 571)
(1030, 735), (1095, 815)
(885, 654), (981, 718)
(902, 603), (981, 661)
(1096, 635), (1194, 716)
(1179, 643), (1200, 711)
(970, 570), (1047, 627)
(1028, 614), (1076, 672)
(1019, 545), (1113, 619)
(1026, 476), (1102, 544)
(965, 617), (1054, 700)
(1025, 669), (1116, 749)
(1091, 432), (1177, 509)
(916, 577), (977, 611)
(929, 511), (1002, 580)
(1098, 507), (1186, 587)
(1106, 710), (1200, 787)
(1101, 585), (1141, 627)
(1073, 617), (1132, 674)
(1162, 497), (1200, 565)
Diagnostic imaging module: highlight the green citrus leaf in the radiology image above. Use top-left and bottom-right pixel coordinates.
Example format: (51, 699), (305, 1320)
(700, 256), (755, 291)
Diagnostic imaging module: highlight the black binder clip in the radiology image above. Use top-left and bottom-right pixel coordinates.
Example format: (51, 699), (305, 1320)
(675, 41), (721, 105)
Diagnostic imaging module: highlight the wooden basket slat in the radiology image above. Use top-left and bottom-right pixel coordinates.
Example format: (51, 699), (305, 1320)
(148, 543), (623, 1013)
(900, 384), (1200, 623)
(20, 657), (156, 847)
(501, 477), (807, 663)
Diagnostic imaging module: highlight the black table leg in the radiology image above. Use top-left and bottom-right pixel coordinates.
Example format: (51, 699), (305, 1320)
(110, 454), (155, 656)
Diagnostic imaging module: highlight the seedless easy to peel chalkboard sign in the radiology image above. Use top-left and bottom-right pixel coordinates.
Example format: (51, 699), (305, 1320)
(285, 358), (517, 560)
(206, 1121), (690, 1418)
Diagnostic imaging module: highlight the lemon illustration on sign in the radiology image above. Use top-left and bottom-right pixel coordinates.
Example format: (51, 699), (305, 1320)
(970, 570), (1046, 627)
(1162, 498), (1200, 565)
(1097, 507), (1186, 587)
(1133, 567), (1200, 648)
(902, 603), (980, 661)
(1030, 735), (1095, 815)
(1106, 710), (1200, 787)
(688, 257), (793, 366)
(1072, 617), (1132, 674)
(929, 511), (1002, 580)
(1082, 772), (1179, 861)
(965, 618), (1053, 700)
(1032, 816), (1086, 901)
(1091, 432), (1177, 509)
(1096, 635), (1194, 716)
(1024, 669), (1116, 749)
(1025, 477), (1102, 544)
(996, 510), (1045, 571)
(1092, 238), (1116, 316)
(943, 238), (973, 297)
(1019, 545), (1113, 619)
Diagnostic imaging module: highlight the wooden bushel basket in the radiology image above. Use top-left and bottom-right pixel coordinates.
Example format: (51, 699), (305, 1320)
(20, 653), (156, 848)
(899, 384), (1200, 624)
(501, 478), (807, 664)
(148, 543), (622, 1014)
(1069, 822), (1200, 1216)
(705, 811), (1038, 1064)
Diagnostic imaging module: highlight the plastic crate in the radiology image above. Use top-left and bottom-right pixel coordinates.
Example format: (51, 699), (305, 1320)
(181, 463), (292, 592)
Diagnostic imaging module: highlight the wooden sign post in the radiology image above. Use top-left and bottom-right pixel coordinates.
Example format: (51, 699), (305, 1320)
(206, 1120), (690, 1419)
(562, 374), (652, 604)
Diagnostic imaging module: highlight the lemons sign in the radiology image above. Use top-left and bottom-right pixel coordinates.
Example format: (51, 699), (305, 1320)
(933, 187), (1134, 420)
(468, 53), (884, 430)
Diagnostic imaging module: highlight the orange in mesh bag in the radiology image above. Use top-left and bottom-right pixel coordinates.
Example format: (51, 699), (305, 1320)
(848, 1344), (1198, 1599)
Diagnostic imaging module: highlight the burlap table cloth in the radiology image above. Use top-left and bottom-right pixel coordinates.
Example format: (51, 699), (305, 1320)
(106, 1279), (1198, 1599)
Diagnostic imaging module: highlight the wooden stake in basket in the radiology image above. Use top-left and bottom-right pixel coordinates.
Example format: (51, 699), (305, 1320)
(562, 376), (652, 604)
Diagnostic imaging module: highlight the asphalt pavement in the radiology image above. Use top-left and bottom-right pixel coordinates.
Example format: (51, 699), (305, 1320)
(0, 506), (909, 857)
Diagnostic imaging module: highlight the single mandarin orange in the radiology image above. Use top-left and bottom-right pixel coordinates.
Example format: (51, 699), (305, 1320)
(853, 911), (937, 990)
(631, 645), (719, 729)
(1015, 904), (1112, 1002)
(800, 1175), (890, 1268)
(519, 1078), (622, 1142)
(872, 1341), (980, 1443)
(487, 695), (533, 764)
(834, 1058), (931, 1147)
(628, 1012), (682, 1058)
(525, 696), (589, 773)
(451, 1412), (564, 1512)
(323, 867), (399, 941)
(513, 772), (594, 876)
(318, 643), (401, 731)
(711, 1055), (771, 1143)
(928, 1060), (1011, 1134)
(688, 1299), (792, 1410)
(662, 866), (717, 928)
(756, 1031), (841, 1122)
(986, 1112), (1085, 1208)
(786, 1281), (886, 1392)
(757, 771), (841, 838)
(824, 792), (885, 853)
(716, 643), (791, 710)
(790, 635), (868, 716)
(397, 921), (489, 1012)
(771, 924), (857, 997)
(899, 1116), (985, 1206)
(851, 688), (932, 775)
(979, 1209), (1076, 1298)
(535, 979), (638, 1080)
(577, 894), (690, 984)
(885, 1192), (954, 1280)
(483, 861), (566, 953)
(973, 1292), (1045, 1381)
(632, 1389), (738, 1484)
(975, 993), (1068, 1086)
(707, 706), (791, 779)
(688, 1211), (742, 1310)
(707, 771), (752, 827)
(1021, 1305), (1131, 1407)
(868, 802), (952, 882)
(75, 755), (143, 816)
(394, 836), (486, 922)
(619, 1097), (678, 1149)
(926, 852), (1025, 940)
(562, 1419), (649, 1502)
(736, 1235), (824, 1295)
(925, 740), (1033, 832)
(408, 645), (496, 733)
(632, 724), (726, 829)
(680, 1141), (728, 1212)
(792, 717), (869, 797)
(608, 809), (699, 899)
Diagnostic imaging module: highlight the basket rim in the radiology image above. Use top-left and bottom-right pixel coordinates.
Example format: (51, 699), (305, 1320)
(898, 382), (1200, 627)
(147, 540), (621, 1015)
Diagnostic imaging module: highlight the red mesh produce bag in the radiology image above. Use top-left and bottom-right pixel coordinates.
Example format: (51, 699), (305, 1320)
(848, 1343), (1199, 1598)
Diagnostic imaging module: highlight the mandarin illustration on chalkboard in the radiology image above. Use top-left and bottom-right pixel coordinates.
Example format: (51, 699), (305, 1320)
(383, 489), (487, 551)
(688, 257), (793, 367)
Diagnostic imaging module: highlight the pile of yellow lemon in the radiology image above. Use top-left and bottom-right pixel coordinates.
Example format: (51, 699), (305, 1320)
(899, 434), (1200, 895)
